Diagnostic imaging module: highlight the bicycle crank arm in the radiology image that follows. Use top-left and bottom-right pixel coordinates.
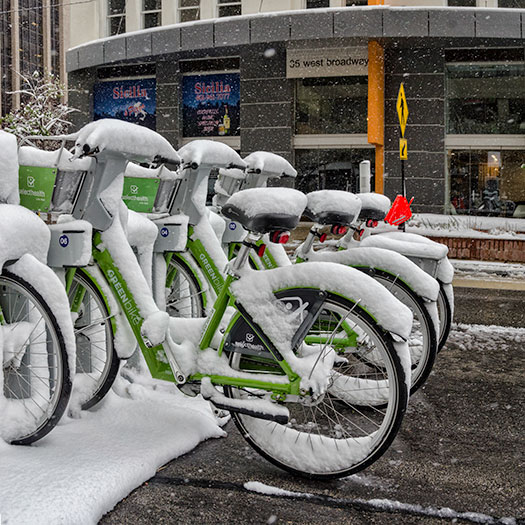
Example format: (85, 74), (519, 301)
(201, 378), (289, 424)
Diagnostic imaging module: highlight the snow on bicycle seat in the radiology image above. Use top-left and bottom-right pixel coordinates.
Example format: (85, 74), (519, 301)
(243, 152), (297, 178)
(178, 140), (246, 170)
(304, 190), (362, 226)
(357, 192), (391, 221)
(72, 119), (180, 165)
(222, 187), (307, 234)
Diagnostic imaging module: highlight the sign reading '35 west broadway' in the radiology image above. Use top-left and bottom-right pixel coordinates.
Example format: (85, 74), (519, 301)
(286, 47), (368, 78)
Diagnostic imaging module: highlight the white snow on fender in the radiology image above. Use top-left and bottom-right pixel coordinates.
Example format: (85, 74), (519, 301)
(0, 130), (21, 204)
(230, 262), (413, 392)
(357, 193), (391, 215)
(7, 254), (76, 375)
(307, 246), (440, 301)
(362, 231), (449, 259)
(0, 205), (50, 267)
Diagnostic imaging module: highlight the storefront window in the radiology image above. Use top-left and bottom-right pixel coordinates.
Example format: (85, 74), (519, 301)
(448, 149), (525, 216)
(446, 63), (525, 135)
(498, 0), (525, 7)
(307, 0), (329, 7)
(295, 76), (367, 135)
(294, 149), (374, 194)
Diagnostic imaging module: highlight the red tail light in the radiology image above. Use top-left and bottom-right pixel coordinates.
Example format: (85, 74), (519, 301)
(257, 244), (266, 257)
(331, 225), (348, 235)
(319, 233), (327, 243)
(270, 231), (290, 244)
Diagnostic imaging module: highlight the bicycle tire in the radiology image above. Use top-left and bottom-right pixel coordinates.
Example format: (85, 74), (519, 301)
(1, 270), (71, 445)
(437, 282), (452, 352)
(224, 289), (408, 479)
(69, 269), (120, 411)
(165, 255), (205, 318)
(372, 270), (438, 395)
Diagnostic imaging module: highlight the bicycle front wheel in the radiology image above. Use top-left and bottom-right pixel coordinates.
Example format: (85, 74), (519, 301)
(165, 255), (204, 318)
(225, 290), (408, 479)
(1, 270), (71, 445)
(69, 269), (119, 410)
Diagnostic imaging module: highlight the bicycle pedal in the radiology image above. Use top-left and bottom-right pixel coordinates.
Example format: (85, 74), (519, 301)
(177, 382), (201, 397)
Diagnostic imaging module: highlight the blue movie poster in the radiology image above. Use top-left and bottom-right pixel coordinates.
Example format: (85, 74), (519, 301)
(182, 73), (240, 137)
(93, 78), (156, 130)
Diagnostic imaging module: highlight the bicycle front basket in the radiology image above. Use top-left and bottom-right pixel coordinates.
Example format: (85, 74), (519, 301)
(49, 169), (87, 215)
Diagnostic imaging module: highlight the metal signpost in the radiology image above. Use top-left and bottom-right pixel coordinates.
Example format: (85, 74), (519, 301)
(396, 82), (409, 197)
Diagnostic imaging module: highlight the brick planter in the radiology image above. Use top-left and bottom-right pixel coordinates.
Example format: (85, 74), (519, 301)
(427, 236), (525, 263)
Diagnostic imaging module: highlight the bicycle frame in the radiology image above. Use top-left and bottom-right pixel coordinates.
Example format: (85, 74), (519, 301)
(67, 232), (303, 396)
(162, 233), (360, 351)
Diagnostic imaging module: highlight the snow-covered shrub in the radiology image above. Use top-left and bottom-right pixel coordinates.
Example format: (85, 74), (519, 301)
(0, 71), (77, 147)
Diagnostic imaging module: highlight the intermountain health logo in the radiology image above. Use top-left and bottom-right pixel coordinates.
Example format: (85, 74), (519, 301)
(27, 176), (35, 188)
(130, 185), (139, 194)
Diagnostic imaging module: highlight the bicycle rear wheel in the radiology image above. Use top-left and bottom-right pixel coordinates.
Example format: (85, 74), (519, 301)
(69, 269), (119, 410)
(1, 270), (71, 445)
(224, 290), (408, 479)
(437, 282), (452, 351)
(372, 271), (437, 395)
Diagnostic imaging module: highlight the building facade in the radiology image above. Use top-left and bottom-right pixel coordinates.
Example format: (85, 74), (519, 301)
(66, 2), (525, 215)
(0, 0), (66, 116)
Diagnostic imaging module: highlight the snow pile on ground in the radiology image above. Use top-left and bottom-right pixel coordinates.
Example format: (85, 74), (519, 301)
(452, 260), (525, 282)
(406, 214), (525, 241)
(0, 377), (224, 525)
(447, 323), (525, 352)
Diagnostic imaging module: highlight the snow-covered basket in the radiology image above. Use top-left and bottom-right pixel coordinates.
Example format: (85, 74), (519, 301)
(18, 146), (92, 215)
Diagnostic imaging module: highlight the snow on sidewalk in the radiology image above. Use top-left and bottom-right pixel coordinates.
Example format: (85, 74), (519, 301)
(0, 378), (225, 525)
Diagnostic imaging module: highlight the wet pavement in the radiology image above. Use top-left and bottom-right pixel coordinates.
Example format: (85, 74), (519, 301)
(100, 286), (525, 525)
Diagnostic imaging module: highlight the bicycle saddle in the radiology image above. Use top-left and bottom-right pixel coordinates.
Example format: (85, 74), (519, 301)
(357, 192), (391, 221)
(222, 187), (307, 234)
(304, 190), (362, 226)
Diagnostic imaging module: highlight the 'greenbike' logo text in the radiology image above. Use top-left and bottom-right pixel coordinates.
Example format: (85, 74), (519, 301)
(199, 253), (223, 291)
(107, 269), (142, 326)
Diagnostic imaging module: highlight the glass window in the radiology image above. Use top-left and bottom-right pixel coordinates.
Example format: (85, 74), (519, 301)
(446, 63), (525, 135)
(448, 0), (476, 6)
(19, 0), (44, 77)
(108, 0), (126, 36)
(498, 0), (525, 7)
(295, 149), (374, 194)
(295, 76), (368, 135)
(448, 149), (525, 216)
(346, 0), (368, 5)
(1, 0), (13, 114)
(179, 0), (200, 22)
(143, 0), (161, 28)
(218, 0), (241, 17)
(307, 0), (330, 7)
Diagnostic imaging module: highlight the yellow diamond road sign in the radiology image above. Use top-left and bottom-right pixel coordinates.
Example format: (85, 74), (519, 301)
(400, 138), (408, 160)
(396, 83), (409, 137)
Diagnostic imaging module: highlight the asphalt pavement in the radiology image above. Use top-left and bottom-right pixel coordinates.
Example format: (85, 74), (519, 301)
(100, 284), (525, 525)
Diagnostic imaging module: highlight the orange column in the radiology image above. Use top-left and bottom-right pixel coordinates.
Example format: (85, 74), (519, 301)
(367, 40), (385, 193)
